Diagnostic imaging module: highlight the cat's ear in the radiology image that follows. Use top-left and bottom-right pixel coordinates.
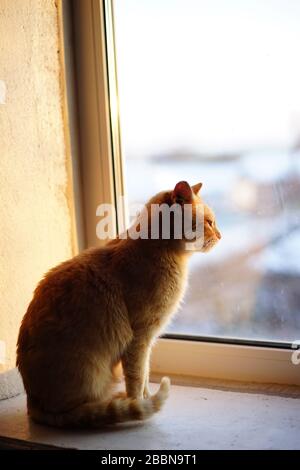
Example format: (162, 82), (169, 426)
(192, 182), (203, 195)
(172, 181), (193, 204)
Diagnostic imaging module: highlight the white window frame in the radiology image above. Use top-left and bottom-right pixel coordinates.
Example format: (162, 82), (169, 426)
(68, 0), (300, 388)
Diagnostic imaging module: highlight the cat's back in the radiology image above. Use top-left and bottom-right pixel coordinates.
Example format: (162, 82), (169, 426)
(17, 245), (124, 353)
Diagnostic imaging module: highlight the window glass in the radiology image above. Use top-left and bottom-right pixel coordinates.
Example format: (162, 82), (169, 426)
(114, 0), (300, 341)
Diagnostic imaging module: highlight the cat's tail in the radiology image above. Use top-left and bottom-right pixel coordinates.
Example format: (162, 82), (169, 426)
(28, 377), (170, 428)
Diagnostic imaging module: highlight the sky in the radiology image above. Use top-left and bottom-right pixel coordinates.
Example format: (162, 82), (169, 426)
(114, 0), (300, 158)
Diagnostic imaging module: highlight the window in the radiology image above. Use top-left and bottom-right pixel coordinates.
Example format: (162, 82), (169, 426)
(72, 0), (300, 386)
(113, 0), (300, 344)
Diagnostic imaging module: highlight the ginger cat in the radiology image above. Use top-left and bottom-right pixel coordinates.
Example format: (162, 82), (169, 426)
(17, 181), (221, 428)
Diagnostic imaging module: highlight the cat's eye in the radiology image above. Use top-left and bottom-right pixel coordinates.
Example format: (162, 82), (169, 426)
(207, 220), (214, 227)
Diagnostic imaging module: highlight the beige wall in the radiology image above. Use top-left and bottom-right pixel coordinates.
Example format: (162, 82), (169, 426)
(0, 0), (73, 371)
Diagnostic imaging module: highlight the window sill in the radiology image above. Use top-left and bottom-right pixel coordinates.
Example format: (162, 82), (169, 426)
(0, 384), (300, 450)
(151, 338), (300, 387)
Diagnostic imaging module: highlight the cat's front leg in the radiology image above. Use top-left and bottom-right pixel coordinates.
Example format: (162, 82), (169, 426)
(122, 339), (152, 399)
(143, 348), (151, 398)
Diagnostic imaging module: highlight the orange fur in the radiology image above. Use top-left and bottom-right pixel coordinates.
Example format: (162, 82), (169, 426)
(16, 181), (221, 428)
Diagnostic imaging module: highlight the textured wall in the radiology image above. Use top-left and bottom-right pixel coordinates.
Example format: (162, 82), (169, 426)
(0, 0), (73, 371)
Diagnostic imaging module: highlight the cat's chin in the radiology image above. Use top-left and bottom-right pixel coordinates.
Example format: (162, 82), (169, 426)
(200, 239), (219, 253)
(184, 238), (218, 253)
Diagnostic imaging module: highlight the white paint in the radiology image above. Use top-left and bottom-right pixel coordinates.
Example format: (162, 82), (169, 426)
(0, 384), (299, 449)
(0, 341), (6, 365)
(0, 80), (6, 104)
(0, 368), (24, 400)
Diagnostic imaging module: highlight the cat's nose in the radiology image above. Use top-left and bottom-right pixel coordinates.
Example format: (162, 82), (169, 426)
(216, 229), (222, 240)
